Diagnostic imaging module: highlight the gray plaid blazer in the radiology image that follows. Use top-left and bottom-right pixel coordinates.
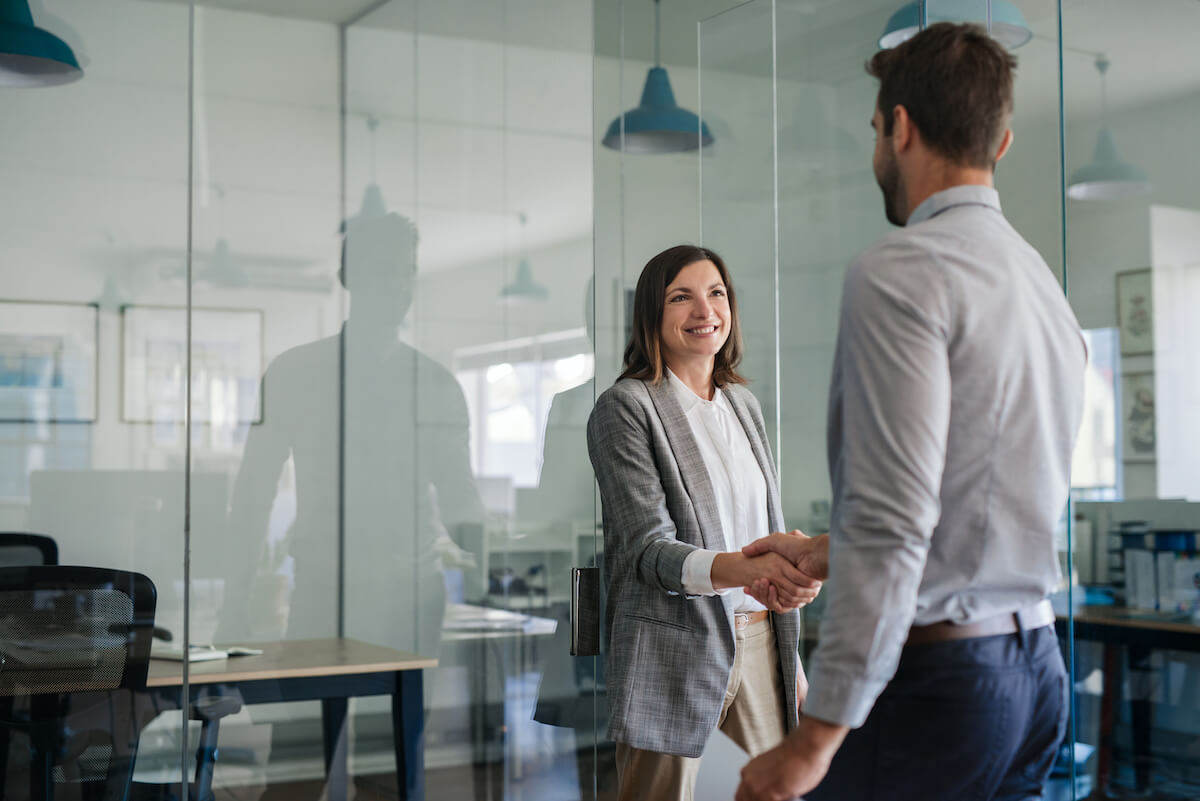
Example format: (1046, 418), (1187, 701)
(587, 375), (801, 757)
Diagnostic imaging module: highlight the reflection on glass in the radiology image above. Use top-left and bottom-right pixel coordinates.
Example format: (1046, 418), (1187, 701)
(1064, 2), (1200, 798)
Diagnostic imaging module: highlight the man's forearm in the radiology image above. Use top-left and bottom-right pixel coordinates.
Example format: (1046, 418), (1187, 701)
(789, 714), (850, 762)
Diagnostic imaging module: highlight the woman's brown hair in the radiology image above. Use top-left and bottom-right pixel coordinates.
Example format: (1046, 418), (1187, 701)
(619, 244), (746, 387)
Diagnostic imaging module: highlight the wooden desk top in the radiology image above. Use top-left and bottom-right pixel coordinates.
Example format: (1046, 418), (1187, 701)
(1064, 605), (1200, 636)
(146, 638), (436, 688)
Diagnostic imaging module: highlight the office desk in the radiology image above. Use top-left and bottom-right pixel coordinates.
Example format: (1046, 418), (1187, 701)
(147, 638), (436, 801)
(1056, 606), (1200, 798)
(442, 604), (557, 801)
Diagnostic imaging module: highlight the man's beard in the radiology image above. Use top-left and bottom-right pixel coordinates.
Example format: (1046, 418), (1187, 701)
(876, 154), (905, 226)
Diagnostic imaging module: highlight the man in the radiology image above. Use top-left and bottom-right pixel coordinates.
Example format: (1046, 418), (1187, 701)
(735, 23), (1086, 801)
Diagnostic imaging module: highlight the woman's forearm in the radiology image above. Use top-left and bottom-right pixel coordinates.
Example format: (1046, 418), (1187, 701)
(710, 552), (755, 590)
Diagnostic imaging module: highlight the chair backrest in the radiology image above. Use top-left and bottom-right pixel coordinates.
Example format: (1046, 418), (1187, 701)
(0, 533), (58, 567)
(0, 566), (156, 697)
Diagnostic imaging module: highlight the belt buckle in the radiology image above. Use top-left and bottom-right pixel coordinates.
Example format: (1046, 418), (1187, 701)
(734, 613), (750, 630)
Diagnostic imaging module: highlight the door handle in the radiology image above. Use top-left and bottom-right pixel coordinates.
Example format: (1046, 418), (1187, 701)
(570, 566), (601, 656)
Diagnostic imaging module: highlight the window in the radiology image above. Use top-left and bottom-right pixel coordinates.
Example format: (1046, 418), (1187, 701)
(455, 330), (593, 490)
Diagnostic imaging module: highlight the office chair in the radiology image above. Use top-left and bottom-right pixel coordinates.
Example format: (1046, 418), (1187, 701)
(0, 565), (157, 801)
(0, 532), (58, 567)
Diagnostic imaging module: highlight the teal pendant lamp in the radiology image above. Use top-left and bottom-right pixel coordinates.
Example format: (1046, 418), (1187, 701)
(879, 1), (1032, 50)
(500, 259), (549, 302)
(0, 0), (82, 87)
(602, 0), (713, 154)
(1067, 57), (1150, 201)
(501, 213), (548, 303)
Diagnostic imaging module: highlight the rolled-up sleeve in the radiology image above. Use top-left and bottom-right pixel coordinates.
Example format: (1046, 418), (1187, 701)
(803, 242), (952, 728)
(587, 388), (700, 596)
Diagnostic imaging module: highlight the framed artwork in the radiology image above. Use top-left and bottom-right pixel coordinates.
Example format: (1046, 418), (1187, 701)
(0, 300), (98, 423)
(1120, 371), (1156, 463)
(1116, 269), (1154, 356)
(121, 306), (264, 426)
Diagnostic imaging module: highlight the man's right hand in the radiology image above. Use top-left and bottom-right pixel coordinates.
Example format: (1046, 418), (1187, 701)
(743, 530), (830, 582)
(711, 551), (822, 612)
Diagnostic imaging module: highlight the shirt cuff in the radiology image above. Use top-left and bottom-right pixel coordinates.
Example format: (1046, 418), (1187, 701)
(800, 661), (889, 729)
(681, 549), (723, 596)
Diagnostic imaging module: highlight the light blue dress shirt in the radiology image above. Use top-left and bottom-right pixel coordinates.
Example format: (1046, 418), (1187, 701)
(803, 185), (1087, 728)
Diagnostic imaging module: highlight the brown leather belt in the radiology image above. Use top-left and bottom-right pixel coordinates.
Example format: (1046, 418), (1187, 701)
(905, 600), (1054, 646)
(733, 610), (770, 630)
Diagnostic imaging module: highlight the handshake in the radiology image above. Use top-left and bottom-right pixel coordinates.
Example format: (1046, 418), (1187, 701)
(712, 530), (831, 614)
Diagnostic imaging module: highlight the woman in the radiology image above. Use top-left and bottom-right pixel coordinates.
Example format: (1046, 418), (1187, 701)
(587, 244), (819, 801)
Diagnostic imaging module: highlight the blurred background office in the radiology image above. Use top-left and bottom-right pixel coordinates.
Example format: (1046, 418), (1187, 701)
(0, 0), (1197, 799)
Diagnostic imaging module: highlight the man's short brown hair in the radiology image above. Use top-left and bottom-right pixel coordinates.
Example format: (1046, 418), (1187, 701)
(867, 22), (1016, 168)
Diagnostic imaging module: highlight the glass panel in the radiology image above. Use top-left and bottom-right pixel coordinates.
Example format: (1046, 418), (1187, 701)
(0, 0), (194, 796)
(343, 2), (597, 799)
(699, 0), (778, 459)
(769, 0), (896, 649)
(1063, 0), (1200, 797)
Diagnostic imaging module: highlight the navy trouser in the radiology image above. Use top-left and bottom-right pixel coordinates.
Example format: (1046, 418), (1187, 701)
(805, 625), (1068, 801)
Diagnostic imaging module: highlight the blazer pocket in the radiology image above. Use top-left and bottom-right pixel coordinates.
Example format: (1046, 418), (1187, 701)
(623, 612), (691, 633)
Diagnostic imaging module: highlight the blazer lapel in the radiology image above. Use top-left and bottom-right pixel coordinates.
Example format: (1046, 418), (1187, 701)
(725, 388), (785, 534)
(644, 377), (726, 551)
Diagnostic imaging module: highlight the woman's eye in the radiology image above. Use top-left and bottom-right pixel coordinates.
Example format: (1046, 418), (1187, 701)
(669, 294), (687, 303)
(711, 288), (725, 297)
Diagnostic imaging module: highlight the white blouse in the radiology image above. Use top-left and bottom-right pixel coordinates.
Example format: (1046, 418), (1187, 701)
(668, 369), (769, 613)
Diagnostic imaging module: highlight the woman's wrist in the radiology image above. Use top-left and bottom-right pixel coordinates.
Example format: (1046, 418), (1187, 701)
(711, 551), (751, 590)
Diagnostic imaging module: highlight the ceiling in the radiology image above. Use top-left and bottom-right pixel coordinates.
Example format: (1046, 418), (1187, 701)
(147, 0), (1200, 122)
(130, 0), (1200, 278)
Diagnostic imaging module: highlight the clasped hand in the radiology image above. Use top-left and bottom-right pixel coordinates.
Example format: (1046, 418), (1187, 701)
(739, 529), (830, 614)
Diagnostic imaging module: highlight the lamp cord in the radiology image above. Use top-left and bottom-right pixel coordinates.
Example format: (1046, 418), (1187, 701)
(654, 0), (661, 67)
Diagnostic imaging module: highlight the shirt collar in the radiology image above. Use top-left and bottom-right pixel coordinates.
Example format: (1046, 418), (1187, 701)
(666, 368), (723, 413)
(906, 184), (1001, 227)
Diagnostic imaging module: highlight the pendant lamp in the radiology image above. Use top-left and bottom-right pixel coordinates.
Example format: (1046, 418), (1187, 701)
(500, 213), (548, 303)
(879, 1), (1032, 50)
(602, 0), (713, 154)
(341, 119), (390, 232)
(0, 0), (82, 87)
(1067, 56), (1150, 201)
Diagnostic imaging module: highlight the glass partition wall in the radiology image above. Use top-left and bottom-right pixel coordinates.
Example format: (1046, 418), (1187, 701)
(1, 0), (601, 799)
(4, 1), (1197, 799)
(694, 2), (1199, 800)
(1061, 1), (1200, 797)
(0, 0), (196, 797)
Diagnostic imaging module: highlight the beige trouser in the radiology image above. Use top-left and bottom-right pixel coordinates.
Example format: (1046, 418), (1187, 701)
(615, 617), (788, 801)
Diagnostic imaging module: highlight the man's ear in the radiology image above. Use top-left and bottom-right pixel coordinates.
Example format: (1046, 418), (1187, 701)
(891, 105), (914, 153)
(994, 128), (1014, 164)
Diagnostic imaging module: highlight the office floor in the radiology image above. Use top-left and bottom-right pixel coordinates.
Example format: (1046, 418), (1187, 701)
(209, 748), (619, 801)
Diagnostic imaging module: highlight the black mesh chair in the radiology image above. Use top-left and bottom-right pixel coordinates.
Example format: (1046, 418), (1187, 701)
(0, 533), (58, 567)
(0, 565), (156, 801)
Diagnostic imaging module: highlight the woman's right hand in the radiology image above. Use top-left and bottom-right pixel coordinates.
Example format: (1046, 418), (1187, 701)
(711, 551), (822, 611)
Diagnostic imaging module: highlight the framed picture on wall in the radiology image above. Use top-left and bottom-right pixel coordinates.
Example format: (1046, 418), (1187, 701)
(120, 305), (264, 425)
(1120, 371), (1156, 463)
(0, 300), (98, 423)
(1116, 269), (1154, 356)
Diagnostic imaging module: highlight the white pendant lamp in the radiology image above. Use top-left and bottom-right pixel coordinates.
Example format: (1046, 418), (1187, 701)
(1067, 56), (1150, 201)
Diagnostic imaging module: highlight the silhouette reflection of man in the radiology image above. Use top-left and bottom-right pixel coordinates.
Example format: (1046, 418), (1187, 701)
(219, 207), (483, 661)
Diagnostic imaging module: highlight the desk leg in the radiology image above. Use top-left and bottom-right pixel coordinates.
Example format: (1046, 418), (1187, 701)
(321, 697), (349, 801)
(392, 670), (425, 801)
(1128, 643), (1154, 792)
(1093, 643), (1120, 799)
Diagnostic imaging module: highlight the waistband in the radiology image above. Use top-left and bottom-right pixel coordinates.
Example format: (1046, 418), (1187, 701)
(905, 600), (1055, 647)
(733, 610), (770, 632)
